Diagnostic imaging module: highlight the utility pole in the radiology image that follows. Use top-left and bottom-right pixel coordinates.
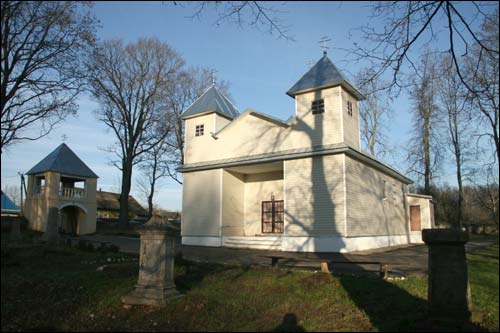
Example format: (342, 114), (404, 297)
(18, 172), (25, 216)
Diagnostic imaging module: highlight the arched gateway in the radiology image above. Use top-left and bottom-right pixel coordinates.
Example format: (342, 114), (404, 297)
(24, 143), (99, 236)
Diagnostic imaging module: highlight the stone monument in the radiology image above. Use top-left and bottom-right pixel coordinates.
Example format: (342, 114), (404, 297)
(122, 215), (182, 307)
(422, 228), (472, 323)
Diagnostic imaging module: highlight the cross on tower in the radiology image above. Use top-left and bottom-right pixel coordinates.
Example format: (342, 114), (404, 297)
(318, 36), (331, 55)
(210, 68), (217, 86)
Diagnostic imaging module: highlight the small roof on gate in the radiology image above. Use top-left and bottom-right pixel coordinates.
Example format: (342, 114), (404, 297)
(26, 143), (98, 178)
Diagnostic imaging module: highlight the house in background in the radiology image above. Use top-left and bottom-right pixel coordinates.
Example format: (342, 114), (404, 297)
(178, 52), (434, 253)
(153, 208), (181, 222)
(1, 191), (20, 217)
(24, 143), (98, 235)
(96, 190), (148, 222)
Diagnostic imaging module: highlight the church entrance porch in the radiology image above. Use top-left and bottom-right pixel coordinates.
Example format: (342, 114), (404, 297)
(222, 161), (284, 238)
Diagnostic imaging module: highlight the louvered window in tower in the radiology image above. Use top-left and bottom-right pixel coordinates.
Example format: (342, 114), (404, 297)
(311, 99), (324, 114)
(195, 124), (204, 136)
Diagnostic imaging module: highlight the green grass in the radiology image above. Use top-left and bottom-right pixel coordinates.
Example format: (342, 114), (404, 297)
(468, 245), (499, 330)
(1, 240), (498, 332)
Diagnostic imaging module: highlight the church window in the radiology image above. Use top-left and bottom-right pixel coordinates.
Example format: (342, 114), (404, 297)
(311, 99), (324, 114)
(347, 101), (353, 116)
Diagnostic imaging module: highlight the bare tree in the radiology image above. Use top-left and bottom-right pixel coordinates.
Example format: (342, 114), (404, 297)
(346, 1), (499, 97)
(164, 66), (231, 184)
(182, 1), (294, 40)
(470, 167), (499, 227)
(355, 69), (393, 158)
(0, 1), (96, 153)
(136, 66), (231, 217)
(137, 121), (172, 220)
(406, 53), (442, 195)
(87, 38), (184, 225)
(467, 9), (499, 165)
(436, 55), (475, 227)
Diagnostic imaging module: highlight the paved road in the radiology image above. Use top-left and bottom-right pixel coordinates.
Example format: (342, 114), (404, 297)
(81, 234), (498, 277)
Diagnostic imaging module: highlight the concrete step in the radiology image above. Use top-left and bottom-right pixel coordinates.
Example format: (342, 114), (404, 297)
(223, 236), (283, 250)
(224, 242), (282, 250)
(224, 239), (281, 244)
(225, 236), (282, 241)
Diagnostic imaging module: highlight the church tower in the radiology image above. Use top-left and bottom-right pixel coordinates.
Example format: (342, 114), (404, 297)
(182, 84), (239, 164)
(286, 52), (365, 149)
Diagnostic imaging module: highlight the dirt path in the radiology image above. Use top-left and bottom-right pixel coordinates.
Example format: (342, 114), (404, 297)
(81, 234), (498, 277)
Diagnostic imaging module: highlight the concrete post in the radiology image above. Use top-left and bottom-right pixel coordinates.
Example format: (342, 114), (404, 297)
(41, 206), (60, 243)
(422, 228), (472, 323)
(122, 215), (182, 307)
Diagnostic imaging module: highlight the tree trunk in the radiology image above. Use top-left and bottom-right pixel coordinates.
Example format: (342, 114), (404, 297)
(146, 151), (159, 220)
(147, 183), (154, 220)
(455, 149), (464, 229)
(424, 115), (431, 195)
(177, 117), (184, 165)
(495, 129), (500, 166)
(119, 160), (133, 225)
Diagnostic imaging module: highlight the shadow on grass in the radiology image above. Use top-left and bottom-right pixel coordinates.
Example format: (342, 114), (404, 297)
(174, 256), (242, 293)
(339, 272), (488, 332)
(273, 313), (306, 332)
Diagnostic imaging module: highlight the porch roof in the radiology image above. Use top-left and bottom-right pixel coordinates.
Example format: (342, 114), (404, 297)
(177, 143), (413, 184)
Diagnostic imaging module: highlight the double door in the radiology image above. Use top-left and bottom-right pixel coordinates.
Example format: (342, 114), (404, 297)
(262, 200), (284, 234)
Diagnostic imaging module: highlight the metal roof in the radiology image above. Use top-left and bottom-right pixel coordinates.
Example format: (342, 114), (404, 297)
(287, 52), (365, 100)
(26, 143), (98, 178)
(1, 191), (20, 213)
(181, 85), (239, 120)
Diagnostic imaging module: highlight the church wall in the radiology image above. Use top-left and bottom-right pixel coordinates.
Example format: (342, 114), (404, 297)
(345, 156), (407, 237)
(181, 169), (222, 238)
(284, 155), (346, 237)
(341, 88), (361, 150)
(221, 170), (245, 236)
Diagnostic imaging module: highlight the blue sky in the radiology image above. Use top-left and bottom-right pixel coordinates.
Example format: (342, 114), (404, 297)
(1, 1), (495, 210)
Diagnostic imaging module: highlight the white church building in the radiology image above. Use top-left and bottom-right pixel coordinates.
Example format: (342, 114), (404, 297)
(177, 52), (434, 253)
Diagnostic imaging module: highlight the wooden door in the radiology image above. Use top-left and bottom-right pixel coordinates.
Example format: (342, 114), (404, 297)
(410, 205), (421, 231)
(262, 200), (284, 234)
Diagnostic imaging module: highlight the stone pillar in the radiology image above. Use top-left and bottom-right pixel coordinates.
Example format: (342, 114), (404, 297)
(10, 218), (21, 241)
(422, 228), (471, 323)
(42, 206), (60, 243)
(122, 215), (182, 307)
